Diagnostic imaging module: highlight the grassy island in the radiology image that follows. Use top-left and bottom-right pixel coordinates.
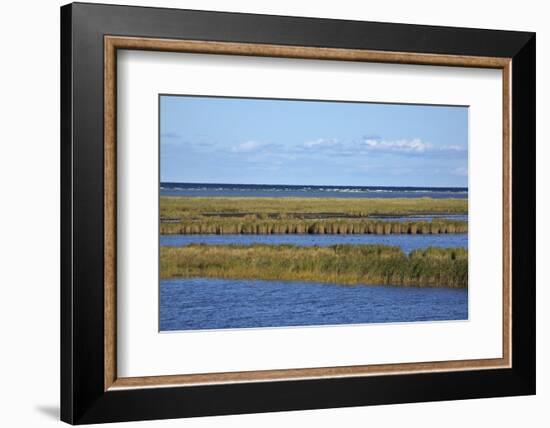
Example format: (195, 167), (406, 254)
(160, 244), (468, 288)
(160, 197), (468, 235)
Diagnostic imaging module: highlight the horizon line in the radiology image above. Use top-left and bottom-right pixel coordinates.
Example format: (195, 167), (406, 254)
(160, 181), (468, 190)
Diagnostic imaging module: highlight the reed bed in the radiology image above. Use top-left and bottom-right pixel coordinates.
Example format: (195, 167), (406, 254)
(160, 218), (467, 235)
(161, 196), (468, 218)
(160, 197), (468, 235)
(160, 244), (468, 288)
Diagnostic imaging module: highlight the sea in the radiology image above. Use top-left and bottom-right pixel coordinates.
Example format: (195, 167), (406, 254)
(160, 182), (468, 199)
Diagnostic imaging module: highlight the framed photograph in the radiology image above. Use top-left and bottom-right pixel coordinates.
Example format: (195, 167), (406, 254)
(61, 2), (535, 424)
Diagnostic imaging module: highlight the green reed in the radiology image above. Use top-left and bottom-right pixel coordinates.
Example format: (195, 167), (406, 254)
(160, 244), (468, 288)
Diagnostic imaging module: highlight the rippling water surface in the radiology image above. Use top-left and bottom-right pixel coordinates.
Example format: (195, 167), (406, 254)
(160, 233), (468, 254)
(160, 278), (468, 331)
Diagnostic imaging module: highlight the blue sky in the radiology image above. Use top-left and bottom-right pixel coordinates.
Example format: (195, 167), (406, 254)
(160, 95), (468, 187)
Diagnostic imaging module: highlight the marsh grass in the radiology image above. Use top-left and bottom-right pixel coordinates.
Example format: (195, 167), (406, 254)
(160, 218), (467, 235)
(160, 244), (468, 288)
(160, 197), (468, 235)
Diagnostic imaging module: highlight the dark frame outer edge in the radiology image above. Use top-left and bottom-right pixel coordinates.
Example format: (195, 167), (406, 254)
(60, 2), (536, 424)
(60, 4), (74, 425)
(510, 34), (536, 390)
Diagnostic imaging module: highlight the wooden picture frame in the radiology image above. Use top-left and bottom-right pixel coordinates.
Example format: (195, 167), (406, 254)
(61, 2), (535, 424)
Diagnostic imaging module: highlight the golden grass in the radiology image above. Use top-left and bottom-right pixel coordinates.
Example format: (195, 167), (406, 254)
(160, 197), (468, 235)
(160, 244), (468, 288)
(160, 218), (467, 234)
(161, 196), (467, 217)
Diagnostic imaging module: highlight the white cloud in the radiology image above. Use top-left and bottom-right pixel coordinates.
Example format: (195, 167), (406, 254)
(301, 136), (466, 157)
(362, 138), (432, 153)
(230, 141), (266, 153)
(444, 145), (467, 152)
(303, 138), (339, 148)
(228, 136), (466, 161)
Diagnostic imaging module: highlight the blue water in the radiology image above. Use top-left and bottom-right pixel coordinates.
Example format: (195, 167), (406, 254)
(160, 182), (468, 199)
(160, 278), (468, 331)
(368, 214), (468, 222)
(160, 233), (468, 254)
